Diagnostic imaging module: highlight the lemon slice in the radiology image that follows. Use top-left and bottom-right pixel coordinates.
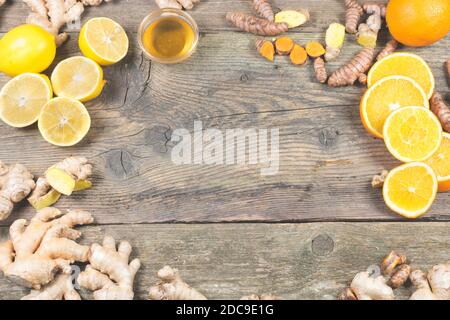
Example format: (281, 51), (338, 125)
(383, 106), (442, 162)
(51, 56), (105, 102)
(0, 73), (52, 127)
(367, 53), (435, 99)
(79, 17), (129, 66)
(38, 97), (91, 146)
(383, 162), (437, 218)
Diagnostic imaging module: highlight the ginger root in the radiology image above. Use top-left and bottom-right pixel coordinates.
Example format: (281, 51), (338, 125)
(328, 47), (375, 87)
(241, 294), (281, 300)
(357, 4), (382, 48)
(340, 271), (395, 300)
(22, 273), (80, 300)
(148, 265), (207, 300)
(430, 92), (450, 133)
(290, 44), (307, 65)
(255, 38), (275, 62)
(275, 36), (294, 55)
(314, 57), (328, 83)
(376, 39), (398, 61)
(226, 12), (288, 36)
(24, 0), (112, 46)
(252, 0), (274, 22)
(28, 156), (92, 209)
(155, 0), (200, 10)
(410, 261), (450, 300)
(78, 236), (141, 300)
(0, 0), (5, 6)
(345, 0), (363, 34)
(274, 9), (310, 29)
(325, 23), (346, 61)
(371, 170), (388, 188)
(0, 207), (93, 289)
(0, 161), (35, 221)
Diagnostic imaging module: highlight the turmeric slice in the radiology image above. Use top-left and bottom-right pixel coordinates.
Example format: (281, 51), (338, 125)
(290, 44), (307, 65)
(275, 36), (294, 55)
(305, 41), (325, 58)
(256, 38), (275, 62)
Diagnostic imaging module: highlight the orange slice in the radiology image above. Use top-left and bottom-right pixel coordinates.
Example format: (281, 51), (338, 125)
(360, 76), (429, 138)
(425, 133), (450, 192)
(383, 106), (442, 162)
(367, 53), (435, 99)
(383, 162), (437, 218)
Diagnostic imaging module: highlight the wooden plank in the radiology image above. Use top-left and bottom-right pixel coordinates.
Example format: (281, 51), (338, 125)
(0, 29), (449, 224)
(0, 0), (385, 33)
(1, 222), (450, 300)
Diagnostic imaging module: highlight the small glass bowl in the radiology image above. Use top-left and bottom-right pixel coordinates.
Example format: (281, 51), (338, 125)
(137, 8), (199, 64)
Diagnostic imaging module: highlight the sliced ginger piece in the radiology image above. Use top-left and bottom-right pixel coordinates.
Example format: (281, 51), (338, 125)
(28, 178), (61, 210)
(305, 41), (325, 58)
(325, 23), (345, 61)
(275, 36), (294, 55)
(290, 44), (307, 65)
(274, 9), (310, 28)
(45, 168), (76, 196)
(255, 39), (275, 62)
(74, 179), (92, 192)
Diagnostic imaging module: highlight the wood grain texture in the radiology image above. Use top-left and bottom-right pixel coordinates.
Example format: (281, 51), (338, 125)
(0, 0), (383, 33)
(1, 222), (450, 300)
(0, 9), (449, 223)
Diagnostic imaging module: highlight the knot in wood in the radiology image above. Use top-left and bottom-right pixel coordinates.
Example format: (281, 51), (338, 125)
(319, 128), (339, 147)
(104, 149), (138, 180)
(311, 234), (334, 256)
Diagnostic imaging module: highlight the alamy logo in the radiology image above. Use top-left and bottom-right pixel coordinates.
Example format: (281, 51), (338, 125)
(170, 121), (279, 175)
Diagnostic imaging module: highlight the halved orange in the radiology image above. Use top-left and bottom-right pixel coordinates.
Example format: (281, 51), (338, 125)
(360, 76), (429, 138)
(383, 106), (442, 162)
(383, 162), (437, 218)
(425, 133), (450, 192)
(367, 53), (435, 99)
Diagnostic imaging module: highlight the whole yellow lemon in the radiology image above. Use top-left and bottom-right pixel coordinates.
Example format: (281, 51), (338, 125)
(0, 25), (56, 76)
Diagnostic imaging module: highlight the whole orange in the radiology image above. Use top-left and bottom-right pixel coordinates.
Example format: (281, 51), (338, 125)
(386, 0), (450, 47)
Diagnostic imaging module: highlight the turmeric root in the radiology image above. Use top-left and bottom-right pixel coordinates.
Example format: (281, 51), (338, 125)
(241, 294), (281, 300)
(314, 57), (328, 83)
(274, 9), (310, 28)
(430, 92), (450, 133)
(325, 23), (346, 61)
(290, 44), (308, 65)
(148, 266), (207, 300)
(255, 39), (275, 62)
(376, 39), (398, 61)
(447, 60), (450, 79)
(381, 251), (407, 275)
(78, 236), (141, 300)
(275, 36), (294, 55)
(155, 0), (199, 10)
(0, 207), (93, 289)
(358, 73), (367, 85)
(345, 0), (363, 34)
(22, 273), (80, 300)
(389, 264), (411, 289)
(305, 41), (325, 58)
(252, 0), (274, 22)
(410, 261), (450, 300)
(0, 161), (35, 221)
(371, 170), (388, 188)
(226, 12), (288, 36)
(380, 250), (411, 288)
(328, 47), (375, 87)
(24, 0), (112, 46)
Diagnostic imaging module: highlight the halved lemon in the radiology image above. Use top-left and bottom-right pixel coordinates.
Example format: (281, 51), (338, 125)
(79, 17), (129, 66)
(383, 162), (437, 218)
(51, 56), (105, 102)
(383, 106), (442, 162)
(425, 133), (450, 192)
(367, 53), (435, 99)
(0, 73), (52, 127)
(38, 97), (91, 146)
(360, 76), (429, 138)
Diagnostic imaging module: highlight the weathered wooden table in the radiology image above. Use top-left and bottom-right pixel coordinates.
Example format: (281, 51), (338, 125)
(0, 0), (449, 300)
